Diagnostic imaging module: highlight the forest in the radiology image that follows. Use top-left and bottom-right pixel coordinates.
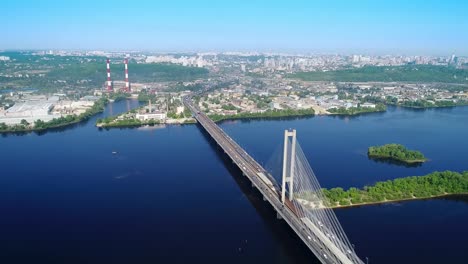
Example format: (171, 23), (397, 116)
(289, 65), (468, 84)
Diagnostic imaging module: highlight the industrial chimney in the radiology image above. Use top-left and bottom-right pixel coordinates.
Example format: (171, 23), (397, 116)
(106, 58), (113, 92)
(124, 58), (130, 92)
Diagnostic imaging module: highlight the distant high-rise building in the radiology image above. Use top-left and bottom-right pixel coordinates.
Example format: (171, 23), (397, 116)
(352, 55), (360, 63)
(450, 54), (458, 66)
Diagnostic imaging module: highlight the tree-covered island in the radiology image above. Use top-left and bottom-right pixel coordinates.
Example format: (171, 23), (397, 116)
(368, 144), (427, 164)
(321, 171), (468, 208)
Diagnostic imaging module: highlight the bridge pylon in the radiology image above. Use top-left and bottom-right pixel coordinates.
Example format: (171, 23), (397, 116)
(281, 129), (296, 204)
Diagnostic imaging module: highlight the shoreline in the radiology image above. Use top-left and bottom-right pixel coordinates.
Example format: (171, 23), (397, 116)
(0, 98), (108, 134)
(93, 104), (468, 130)
(82, 103), (468, 130)
(210, 112), (315, 123)
(368, 154), (427, 164)
(0, 118), (84, 134)
(328, 109), (386, 116)
(330, 192), (468, 209)
(96, 121), (196, 129)
(96, 111), (317, 128)
(394, 103), (468, 109)
(94, 111), (382, 128)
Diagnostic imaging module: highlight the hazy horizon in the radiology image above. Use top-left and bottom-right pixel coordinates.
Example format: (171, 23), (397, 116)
(0, 48), (464, 57)
(3, 0), (468, 56)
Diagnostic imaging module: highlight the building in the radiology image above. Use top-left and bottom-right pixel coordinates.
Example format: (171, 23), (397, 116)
(344, 102), (358, 109)
(361, 102), (376, 108)
(136, 111), (166, 121)
(80, 95), (100, 101)
(176, 106), (185, 115)
(111, 81), (129, 91)
(241, 64), (246, 72)
(0, 99), (61, 125)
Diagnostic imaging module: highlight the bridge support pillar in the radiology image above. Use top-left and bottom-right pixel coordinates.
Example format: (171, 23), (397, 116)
(276, 212), (283, 220)
(281, 129), (296, 204)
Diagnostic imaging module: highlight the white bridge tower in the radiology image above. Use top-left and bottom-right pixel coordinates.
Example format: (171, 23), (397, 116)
(281, 129), (296, 204)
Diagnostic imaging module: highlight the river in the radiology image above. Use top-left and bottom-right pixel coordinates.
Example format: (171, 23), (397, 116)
(0, 100), (467, 264)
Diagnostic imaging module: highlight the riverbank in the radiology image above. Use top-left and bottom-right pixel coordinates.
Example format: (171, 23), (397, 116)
(328, 104), (387, 116)
(96, 115), (196, 128)
(321, 171), (467, 208)
(368, 155), (426, 164)
(208, 108), (315, 122)
(395, 100), (468, 109)
(0, 98), (108, 134)
(329, 192), (468, 209)
(97, 118), (196, 128)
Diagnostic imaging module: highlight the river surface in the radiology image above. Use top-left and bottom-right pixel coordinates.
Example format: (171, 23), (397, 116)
(0, 100), (467, 264)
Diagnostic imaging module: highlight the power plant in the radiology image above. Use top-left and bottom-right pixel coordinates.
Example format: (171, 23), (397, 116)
(104, 58), (131, 93)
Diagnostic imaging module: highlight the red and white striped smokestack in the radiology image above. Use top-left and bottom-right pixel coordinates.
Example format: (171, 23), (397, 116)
(124, 58), (130, 92)
(106, 58), (112, 92)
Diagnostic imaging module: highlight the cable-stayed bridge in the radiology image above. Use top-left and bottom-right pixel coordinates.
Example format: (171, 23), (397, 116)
(184, 96), (365, 264)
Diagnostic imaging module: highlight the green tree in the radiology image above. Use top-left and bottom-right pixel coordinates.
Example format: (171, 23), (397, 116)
(20, 119), (29, 126)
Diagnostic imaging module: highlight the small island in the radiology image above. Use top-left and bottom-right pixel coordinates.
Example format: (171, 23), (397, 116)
(368, 144), (427, 164)
(322, 171), (468, 208)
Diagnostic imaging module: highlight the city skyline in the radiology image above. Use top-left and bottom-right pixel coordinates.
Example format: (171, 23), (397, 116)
(3, 0), (468, 56)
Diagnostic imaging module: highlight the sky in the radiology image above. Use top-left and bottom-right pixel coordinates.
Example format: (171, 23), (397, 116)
(2, 0), (468, 55)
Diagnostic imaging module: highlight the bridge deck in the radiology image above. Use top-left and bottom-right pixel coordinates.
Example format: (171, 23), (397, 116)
(184, 97), (363, 264)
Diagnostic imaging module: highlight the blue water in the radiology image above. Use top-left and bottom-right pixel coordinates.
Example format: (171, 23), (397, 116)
(0, 101), (467, 263)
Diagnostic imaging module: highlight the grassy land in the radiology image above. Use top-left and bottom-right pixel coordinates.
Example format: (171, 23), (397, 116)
(289, 65), (468, 84)
(321, 171), (468, 208)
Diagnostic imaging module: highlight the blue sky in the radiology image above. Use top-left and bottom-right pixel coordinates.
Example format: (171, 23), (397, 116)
(2, 0), (467, 55)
